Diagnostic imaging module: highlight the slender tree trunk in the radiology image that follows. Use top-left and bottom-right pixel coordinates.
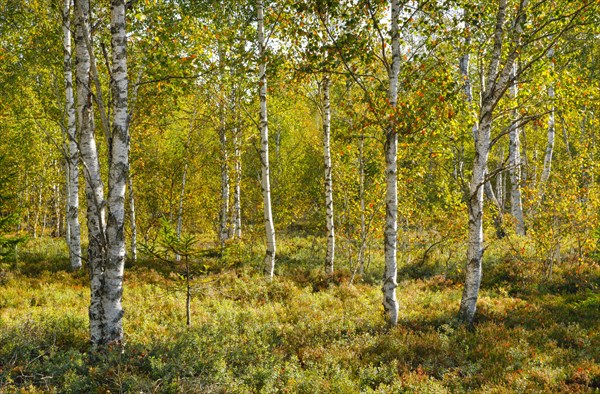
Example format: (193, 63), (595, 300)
(103, 0), (129, 345)
(459, 110), (491, 324)
(64, 157), (71, 249)
(231, 109), (242, 239)
(126, 64), (144, 264)
(53, 182), (61, 237)
(541, 48), (555, 184)
(63, 0), (82, 269)
(218, 45), (230, 247)
(461, 11), (503, 238)
(383, 0), (401, 326)
(34, 185), (42, 238)
(257, 0), (276, 278)
(322, 76), (335, 275)
(459, 0), (524, 324)
(509, 63), (525, 235)
(228, 71), (242, 240)
(185, 256), (191, 326)
(219, 112), (230, 247)
(76, 0), (106, 345)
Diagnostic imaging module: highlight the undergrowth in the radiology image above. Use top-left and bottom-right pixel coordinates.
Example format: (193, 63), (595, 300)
(0, 236), (598, 393)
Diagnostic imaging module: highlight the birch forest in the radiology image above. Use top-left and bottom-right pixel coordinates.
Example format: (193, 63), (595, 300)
(1, 0), (599, 392)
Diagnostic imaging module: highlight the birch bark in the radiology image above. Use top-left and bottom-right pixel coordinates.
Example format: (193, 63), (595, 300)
(459, 0), (526, 324)
(231, 99), (242, 239)
(383, 0), (400, 326)
(103, 0), (129, 344)
(323, 76), (335, 274)
(509, 63), (525, 235)
(219, 112), (230, 246)
(75, 0), (107, 345)
(218, 45), (230, 246)
(257, 0), (276, 278)
(62, 0), (82, 270)
(460, 11), (504, 237)
(541, 48), (555, 184)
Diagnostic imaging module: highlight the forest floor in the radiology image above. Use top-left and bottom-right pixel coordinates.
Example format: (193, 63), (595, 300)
(0, 236), (599, 393)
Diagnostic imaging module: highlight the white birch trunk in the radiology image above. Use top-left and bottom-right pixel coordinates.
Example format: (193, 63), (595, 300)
(127, 65), (143, 264)
(257, 0), (276, 278)
(459, 0), (526, 323)
(509, 63), (525, 236)
(461, 10), (503, 238)
(231, 105), (242, 239)
(63, 0), (82, 270)
(383, 0), (401, 326)
(228, 71), (242, 240)
(103, 0), (129, 345)
(218, 45), (230, 246)
(219, 114), (230, 246)
(323, 76), (335, 275)
(76, 0), (107, 345)
(541, 48), (555, 184)
(459, 110), (491, 324)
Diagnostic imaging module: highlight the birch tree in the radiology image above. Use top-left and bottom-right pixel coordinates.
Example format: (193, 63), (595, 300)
(103, 0), (129, 344)
(75, 0), (130, 345)
(540, 48), (556, 184)
(457, 0), (596, 324)
(257, 0), (276, 278)
(460, 9), (505, 238)
(217, 45), (230, 246)
(382, 0), (401, 326)
(75, 0), (107, 344)
(62, 0), (82, 270)
(458, 0), (526, 324)
(230, 90), (243, 239)
(322, 76), (335, 275)
(509, 63), (525, 235)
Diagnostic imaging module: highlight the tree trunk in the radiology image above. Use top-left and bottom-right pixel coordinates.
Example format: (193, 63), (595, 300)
(76, 0), (107, 346)
(63, 0), (82, 269)
(257, 0), (276, 278)
(322, 76), (335, 275)
(509, 63), (525, 235)
(33, 185), (42, 238)
(103, 0), (129, 345)
(218, 45), (230, 247)
(459, 110), (491, 324)
(461, 10), (503, 238)
(459, 0), (524, 324)
(231, 109), (242, 239)
(102, 0), (129, 344)
(541, 48), (555, 184)
(177, 163), (187, 250)
(383, 0), (401, 327)
(219, 112), (230, 247)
